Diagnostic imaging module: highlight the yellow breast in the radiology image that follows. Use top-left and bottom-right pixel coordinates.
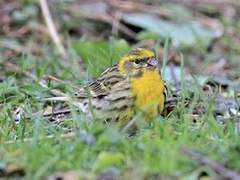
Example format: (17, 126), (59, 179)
(131, 69), (165, 121)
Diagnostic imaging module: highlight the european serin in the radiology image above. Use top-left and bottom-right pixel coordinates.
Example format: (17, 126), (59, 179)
(50, 48), (166, 126)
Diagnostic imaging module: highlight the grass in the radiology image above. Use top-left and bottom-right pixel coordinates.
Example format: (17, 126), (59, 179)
(0, 38), (240, 180)
(1, 1), (240, 177)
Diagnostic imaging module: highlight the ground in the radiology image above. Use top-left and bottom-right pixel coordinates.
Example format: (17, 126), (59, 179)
(0, 0), (240, 179)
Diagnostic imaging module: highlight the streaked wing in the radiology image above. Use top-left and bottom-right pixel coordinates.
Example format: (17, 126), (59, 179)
(91, 78), (134, 122)
(74, 64), (134, 122)
(76, 81), (107, 98)
(75, 64), (125, 98)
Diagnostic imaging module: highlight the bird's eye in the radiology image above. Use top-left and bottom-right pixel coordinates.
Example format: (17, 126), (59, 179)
(134, 59), (140, 64)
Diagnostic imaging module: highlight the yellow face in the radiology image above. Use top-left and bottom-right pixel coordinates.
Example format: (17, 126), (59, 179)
(118, 48), (159, 77)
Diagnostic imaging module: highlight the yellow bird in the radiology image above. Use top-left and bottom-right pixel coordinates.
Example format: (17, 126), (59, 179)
(51, 48), (166, 126)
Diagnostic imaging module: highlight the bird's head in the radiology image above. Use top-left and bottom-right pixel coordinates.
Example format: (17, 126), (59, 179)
(118, 48), (159, 77)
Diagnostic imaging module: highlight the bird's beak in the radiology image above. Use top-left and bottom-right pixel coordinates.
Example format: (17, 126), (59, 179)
(147, 58), (158, 67)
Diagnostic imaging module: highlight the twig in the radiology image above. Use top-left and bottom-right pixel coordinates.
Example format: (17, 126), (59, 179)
(111, 11), (121, 37)
(5, 129), (95, 146)
(108, 0), (170, 18)
(169, 0), (240, 6)
(121, 114), (138, 133)
(4, 132), (76, 144)
(44, 75), (80, 90)
(43, 109), (72, 118)
(39, 0), (68, 60)
(63, 6), (137, 40)
(3, 62), (37, 81)
(180, 147), (240, 180)
(27, 22), (49, 36)
(2, 62), (66, 97)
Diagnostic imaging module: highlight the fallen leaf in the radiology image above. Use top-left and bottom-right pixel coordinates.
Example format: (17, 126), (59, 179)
(122, 13), (221, 47)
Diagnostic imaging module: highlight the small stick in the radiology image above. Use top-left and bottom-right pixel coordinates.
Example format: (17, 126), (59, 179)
(3, 62), (38, 81)
(180, 147), (240, 180)
(4, 132), (76, 144)
(108, 0), (170, 17)
(63, 6), (137, 40)
(169, 0), (239, 6)
(121, 114), (138, 133)
(43, 109), (72, 118)
(112, 11), (121, 37)
(44, 75), (80, 90)
(5, 129), (95, 146)
(39, 0), (68, 60)
(2, 62), (66, 97)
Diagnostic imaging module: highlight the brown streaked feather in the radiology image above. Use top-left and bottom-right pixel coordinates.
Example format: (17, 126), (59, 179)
(74, 64), (125, 98)
(163, 82), (168, 101)
(73, 63), (134, 122)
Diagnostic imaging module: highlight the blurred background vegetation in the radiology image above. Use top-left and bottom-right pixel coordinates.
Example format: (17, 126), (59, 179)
(0, 0), (240, 179)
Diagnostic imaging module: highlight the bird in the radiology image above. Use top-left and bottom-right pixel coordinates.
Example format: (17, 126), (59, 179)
(47, 48), (166, 126)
